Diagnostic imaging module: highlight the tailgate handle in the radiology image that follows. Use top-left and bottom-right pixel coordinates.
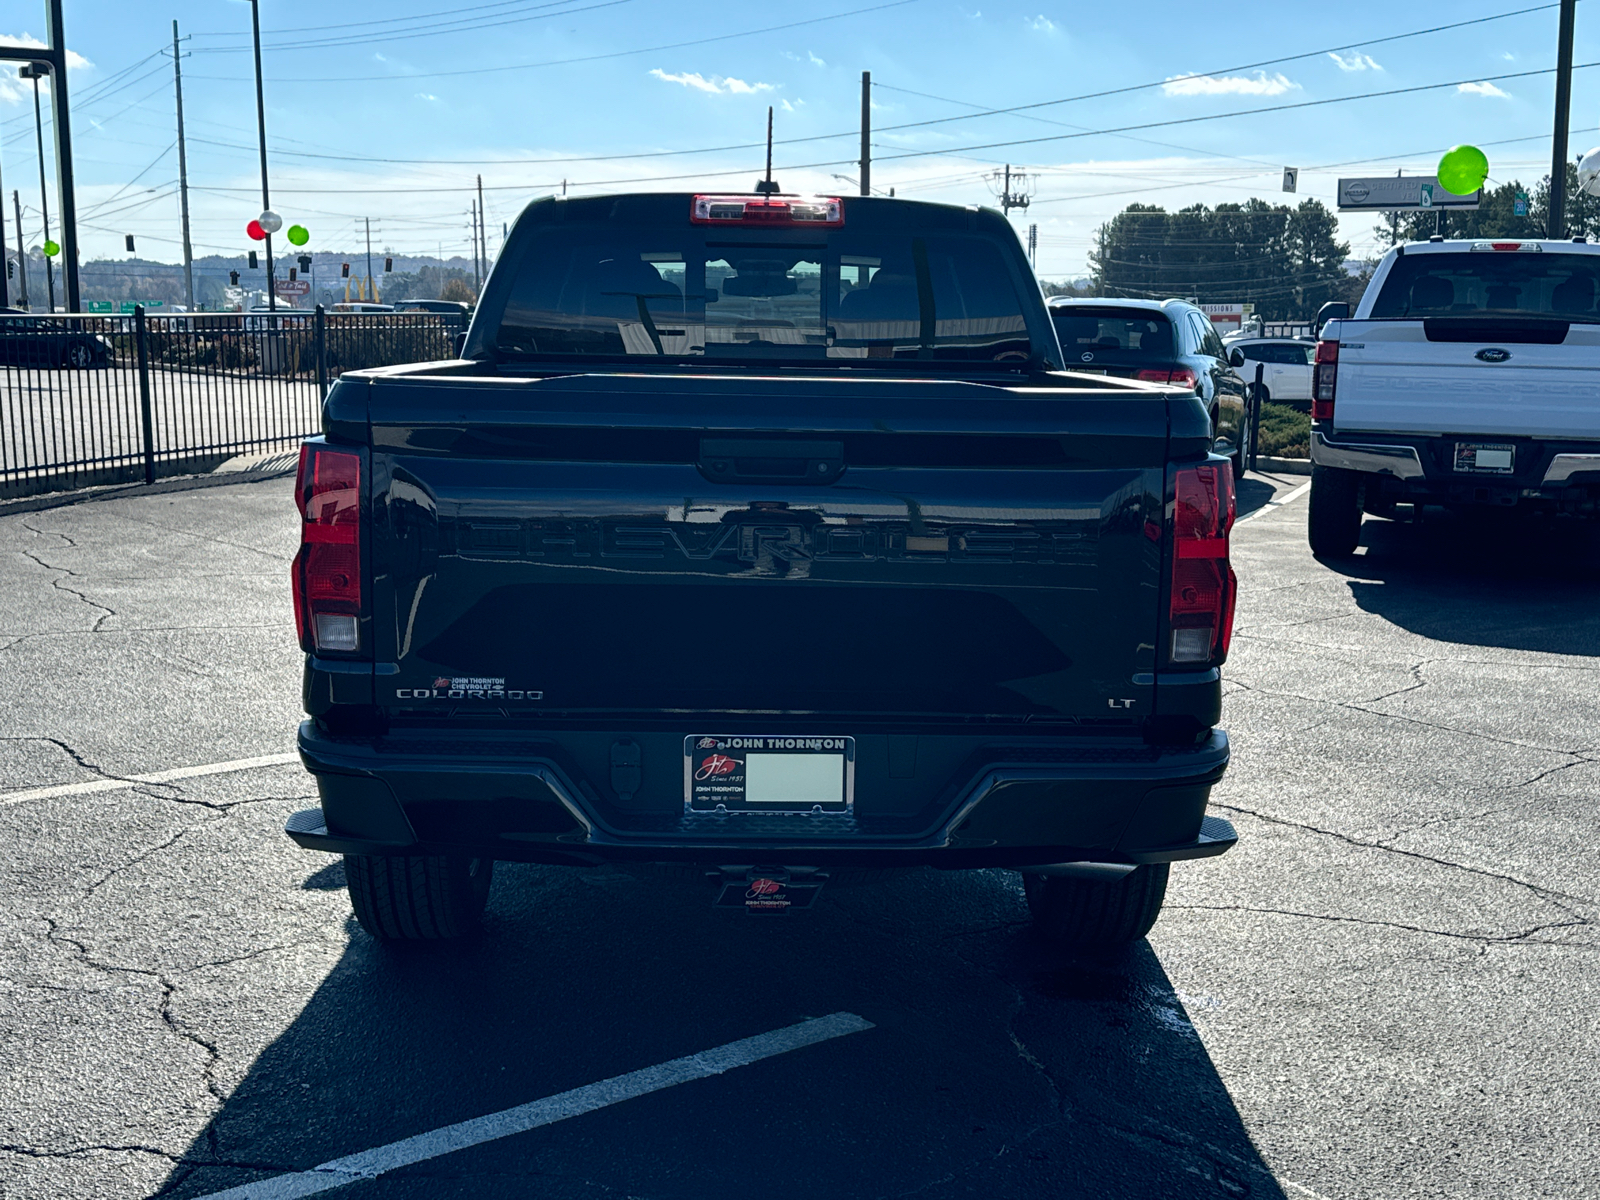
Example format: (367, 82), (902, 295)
(699, 438), (845, 483)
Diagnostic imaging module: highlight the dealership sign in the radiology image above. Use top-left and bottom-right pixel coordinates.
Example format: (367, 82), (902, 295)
(1337, 176), (1480, 211)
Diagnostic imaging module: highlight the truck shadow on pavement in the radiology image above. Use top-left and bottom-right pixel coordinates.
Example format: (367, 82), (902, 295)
(1331, 513), (1600, 656)
(156, 864), (1287, 1200)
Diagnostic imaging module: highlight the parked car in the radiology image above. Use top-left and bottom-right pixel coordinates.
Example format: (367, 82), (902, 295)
(393, 299), (470, 318)
(282, 191), (1239, 947)
(1223, 337), (1315, 407)
(1047, 297), (1251, 474)
(330, 302), (395, 314)
(1309, 237), (1600, 556)
(0, 309), (114, 368)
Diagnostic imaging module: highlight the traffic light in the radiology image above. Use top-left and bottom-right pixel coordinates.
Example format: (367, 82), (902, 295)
(288, 268), (297, 281)
(384, 257), (393, 272)
(341, 262), (350, 278)
(125, 234), (135, 253)
(229, 271), (240, 285)
(5, 259), (12, 279)
(248, 251), (258, 270)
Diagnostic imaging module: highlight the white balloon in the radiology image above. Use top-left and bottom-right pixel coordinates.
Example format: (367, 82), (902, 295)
(1579, 148), (1600, 198)
(257, 210), (284, 234)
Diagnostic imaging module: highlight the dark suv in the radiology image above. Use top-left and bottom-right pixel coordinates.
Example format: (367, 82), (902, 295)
(1048, 297), (1250, 474)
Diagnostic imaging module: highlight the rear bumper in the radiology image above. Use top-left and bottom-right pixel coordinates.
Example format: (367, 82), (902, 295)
(1312, 426), (1600, 511)
(287, 720), (1235, 871)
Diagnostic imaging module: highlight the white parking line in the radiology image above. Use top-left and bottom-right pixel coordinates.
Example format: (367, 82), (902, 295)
(0, 752), (300, 808)
(1237, 480), (1311, 525)
(193, 1012), (875, 1200)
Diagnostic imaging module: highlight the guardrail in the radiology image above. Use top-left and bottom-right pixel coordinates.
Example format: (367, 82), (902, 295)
(0, 306), (466, 499)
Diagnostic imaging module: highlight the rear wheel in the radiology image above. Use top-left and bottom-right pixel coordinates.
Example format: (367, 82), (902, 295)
(1308, 465), (1363, 558)
(345, 853), (494, 941)
(1022, 864), (1170, 947)
(64, 342), (93, 369)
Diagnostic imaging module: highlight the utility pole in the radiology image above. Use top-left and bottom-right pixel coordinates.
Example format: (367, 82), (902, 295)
(1028, 223), (1038, 270)
(477, 174), (487, 275)
(20, 65), (55, 311)
(364, 216), (374, 302)
(0, 147), (7, 308)
(249, 0), (276, 310)
(470, 201), (481, 292)
(992, 164), (1031, 215)
(859, 71), (871, 197)
(1549, 0), (1577, 239)
(12, 192), (29, 309)
(172, 21), (194, 310)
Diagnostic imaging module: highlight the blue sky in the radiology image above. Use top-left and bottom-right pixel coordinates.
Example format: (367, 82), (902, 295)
(2, 0), (1596, 279)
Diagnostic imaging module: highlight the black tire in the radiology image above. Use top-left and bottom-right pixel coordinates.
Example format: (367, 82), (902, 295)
(64, 342), (93, 369)
(1022, 864), (1170, 947)
(344, 853), (494, 941)
(1308, 465), (1363, 558)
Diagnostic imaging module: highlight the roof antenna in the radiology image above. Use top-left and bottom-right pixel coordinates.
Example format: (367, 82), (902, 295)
(755, 105), (780, 194)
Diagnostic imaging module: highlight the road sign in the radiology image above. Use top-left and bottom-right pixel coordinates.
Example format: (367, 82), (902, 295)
(87, 301), (112, 314)
(1514, 191), (1530, 217)
(1282, 167), (1298, 193)
(116, 300), (164, 314)
(1337, 175), (1479, 211)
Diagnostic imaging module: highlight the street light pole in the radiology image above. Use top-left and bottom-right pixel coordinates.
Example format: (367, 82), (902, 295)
(21, 65), (55, 312)
(172, 21), (194, 311)
(249, 0), (276, 311)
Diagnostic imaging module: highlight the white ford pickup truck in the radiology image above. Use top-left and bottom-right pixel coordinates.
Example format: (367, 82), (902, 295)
(1308, 238), (1600, 556)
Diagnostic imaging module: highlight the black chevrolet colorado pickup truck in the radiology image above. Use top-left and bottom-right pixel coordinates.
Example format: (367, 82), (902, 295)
(284, 190), (1238, 946)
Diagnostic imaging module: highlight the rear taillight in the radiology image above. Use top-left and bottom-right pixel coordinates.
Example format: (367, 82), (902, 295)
(1312, 339), (1338, 421)
(1135, 367), (1199, 388)
(291, 443), (362, 654)
(1170, 462), (1237, 665)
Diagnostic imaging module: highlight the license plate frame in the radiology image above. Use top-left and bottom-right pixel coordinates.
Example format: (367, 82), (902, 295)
(1454, 442), (1515, 475)
(685, 735), (854, 814)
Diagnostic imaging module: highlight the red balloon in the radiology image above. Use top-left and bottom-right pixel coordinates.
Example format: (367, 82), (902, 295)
(246, 220), (266, 241)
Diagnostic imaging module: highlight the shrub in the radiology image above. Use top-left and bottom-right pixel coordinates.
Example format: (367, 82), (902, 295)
(1257, 401), (1310, 458)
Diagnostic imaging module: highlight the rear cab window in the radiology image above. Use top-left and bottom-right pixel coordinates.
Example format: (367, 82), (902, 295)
(1370, 250), (1600, 321)
(490, 195), (1039, 368)
(1048, 306), (1174, 363)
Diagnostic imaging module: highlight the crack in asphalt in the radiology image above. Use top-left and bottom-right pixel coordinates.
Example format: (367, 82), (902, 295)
(1168, 903), (1593, 947)
(1211, 801), (1600, 913)
(84, 829), (191, 896)
(100, 511), (293, 564)
(0, 1141), (291, 1173)
(1224, 676), (1592, 761)
(0, 734), (172, 793)
(18, 520), (117, 634)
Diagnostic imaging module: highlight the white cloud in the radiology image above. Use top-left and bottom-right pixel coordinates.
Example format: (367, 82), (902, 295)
(1029, 14), (1057, 33)
(1328, 51), (1381, 72)
(1502, 52), (1516, 61)
(416, 92), (438, 102)
(1162, 71), (1297, 97)
(649, 68), (774, 95)
(1458, 80), (1511, 98)
(809, 51), (826, 67)
(0, 31), (91, 104)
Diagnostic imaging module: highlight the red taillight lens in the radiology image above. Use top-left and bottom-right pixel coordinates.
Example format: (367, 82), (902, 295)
(1312, 339), (1338, 420)
(292, 443), (362, 653)
(1134, 367), (1199, 388)
(1170, 462), (1237, 665)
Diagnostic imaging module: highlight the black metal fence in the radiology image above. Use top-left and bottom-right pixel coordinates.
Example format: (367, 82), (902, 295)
(0, 306), (466, 498)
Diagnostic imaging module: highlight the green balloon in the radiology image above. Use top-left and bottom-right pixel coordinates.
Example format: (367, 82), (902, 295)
(286, 224), (310, 246)
(42, 239), (59, 257)
(1438, 145), (1489, 196)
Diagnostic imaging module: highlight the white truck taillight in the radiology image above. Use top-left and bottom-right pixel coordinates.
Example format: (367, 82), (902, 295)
(1313, 338), (1338, 421)
(1170, 462), (1237, 665)
(292, 444), (362, 654)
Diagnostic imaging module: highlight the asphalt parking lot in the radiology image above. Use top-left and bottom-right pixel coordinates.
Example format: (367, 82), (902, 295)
(1, 468), (1596, 1199)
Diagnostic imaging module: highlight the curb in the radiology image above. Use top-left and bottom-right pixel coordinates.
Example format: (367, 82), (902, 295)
(1253, 456), (1311, 476)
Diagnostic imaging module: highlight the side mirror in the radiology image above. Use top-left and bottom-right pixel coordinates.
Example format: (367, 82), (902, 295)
(452, 331), (468, 359)
(1228, 348), (1245, 368)
(1314, 301), (1350, 334)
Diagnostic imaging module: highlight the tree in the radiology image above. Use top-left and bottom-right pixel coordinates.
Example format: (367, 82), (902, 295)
(439, 278), (477, 304)
(1089, 198), (1349, 319)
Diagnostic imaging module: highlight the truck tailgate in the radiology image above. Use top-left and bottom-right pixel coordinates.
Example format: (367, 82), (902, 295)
(1334, 318), (1600, 439)
(365, 372), (1170, 726)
